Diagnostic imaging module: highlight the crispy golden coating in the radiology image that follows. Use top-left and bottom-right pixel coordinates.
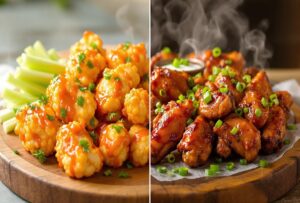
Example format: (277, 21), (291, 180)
(47, 75), (96, 124)
(214, 117), (261, 162)
(123, 88), (149, 126)
(262, 106), (287, 154)
(70, 31), (106, 56)
(15, 102), (61, 156)
(66, 49), (106, 87)
(151, 67), (189, 103)
(106, 42), (148, 77)
(129, 125), (149, 167)
(177, 116), (213, 167)
(55, 121), (103, 178)
(99, 122), (130, 168)
(239, 91), (269, 128)
(151, 100), (194, 164)
(247, 71), (272, 98)
(199, 89), (234, 120)
(95, 63), (140, 116)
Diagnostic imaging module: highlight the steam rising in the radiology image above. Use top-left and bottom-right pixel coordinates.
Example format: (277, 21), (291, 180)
(151, 0), (272, 67)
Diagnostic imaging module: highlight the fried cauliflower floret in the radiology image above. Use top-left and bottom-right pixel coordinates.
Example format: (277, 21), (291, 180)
(106, 42), (149, 77)
(70, 31), (106, 56)
(47, 75), (96, 124)
(99, 122), (130, 168)
(95, 63), (140, 116)
(15, 102), (61, 156)
(123, 88), (149, 125)
(129, 125), (149, 167)
(55, 121), (103, 178)
(66, 49), (106, 87)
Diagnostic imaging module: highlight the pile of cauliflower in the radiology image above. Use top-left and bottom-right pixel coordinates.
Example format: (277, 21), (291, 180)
(14, 31), (149, 178)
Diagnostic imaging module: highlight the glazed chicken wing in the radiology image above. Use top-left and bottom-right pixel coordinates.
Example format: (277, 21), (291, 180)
(151, 100), (194, 164)
(151, 67), (189, 103)
(247, 71), (272, 98)
(275, 91), (293, 113)
(262, 105), (287, 154)
(214, 117), (261, 162)
(177, 116), (213, 167)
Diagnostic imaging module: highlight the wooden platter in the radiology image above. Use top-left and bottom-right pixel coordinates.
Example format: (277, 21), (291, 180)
(0, 126), (149, 203)
(151, 104), (300, 203)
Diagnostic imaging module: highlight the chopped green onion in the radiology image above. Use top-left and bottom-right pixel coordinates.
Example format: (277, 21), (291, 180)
(178, 167), (189, 176)
(221, 68), (229, 76)
(89, 117), (96, 128)
(210, 164), (220, 173)
(192, 84), (201, 93)
(112, 125), (123, 133)
(226, 162), (235, 171)
(60, 108), (67, 118)
(212, 47), (222, 58)
(240, 159), (247, 165)
(162, 47), (171, 54)
(88, 83), (96, 92)
(243, 74), (252, 83)
(166, 153), (176, 163)
(214, 119), (223, 128)
(118, 171), (129, 178)
(219, 86), (228, 93)
(76, 96), (85, 107)
(104, 169), (112, 176)
(172, 58), (180, 68)
(13, 149), (20, 155)
(46, 114), (55, 121)
(270, 93), (277, 100)
(230, 126), (239, 135)
(156, 166), (167, 174)
(33, 149), (46, 163)
(259, 159), (268, 168)
(194, 72), (202, 78)
(212, 66), (221, 75)
(236, 82), (246, 93)
(283, 139), (291, 145)
(77, 66), (82, 73)
(91, 42), (98, 50)
(180, 58), (189, 66)
(125, 57), (131, 63)
(205, 168), (215, 176)
(186, 118), (193, 125)
(78, 53), (86, 63)
(228, 70), (236, 78)
(89, 131), (97, 142)
(287, 124), (297, 131)
(203, 91), (212, 104)
(107, 112), (119, 121)
(225, 59), (232, 65)
(255, 108), (262, 117)
(261, 97), (269, 108)
(202, 86), (210, 94)
(79, 139), (89, 152)
(178, 94), (185, 101)
(235, 108), (243, 117)
(159, 89), (166, 97)
(87, 60), (94, 69)
(243, 107), (249, 114)
(103, 71), (112, 80)
(188, 77), (194, 88)
(123, 41), (131, 50)
(208, 75), (216, 82)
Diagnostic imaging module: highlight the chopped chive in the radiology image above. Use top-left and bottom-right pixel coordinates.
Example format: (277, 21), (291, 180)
(162, 47), (171, 54)
(107, 112), (119, 121)
(77, 96), (85, 107)
(103, 71), (112, 80)
(156, 166), (167, 174)
(212, 47), (222, 58)
(261, 97), (269, 108)
(87, 60), (94, 69)
(214, 119), (223, 128)
(112, 124), (123, 133)
(46, 114), (55, 121)
(226, 162), (235, 171)
(88, 83), (96, 91)
(230, 126), (239, 135)
(77, 66), (82, 73)
(243, 74), (251, 83)
(255, 108), (262, 117)
(39, 95), (48, 105)
(259, 159), (268, 168)
(125, 57), (131, 63)
(166, 153), (176, 164)
(79, 139), (89, 152)
(89, 117), (96, 128)
(60, 108), (67, 118)
(33, 149), (46, 163)
(118, 171), (129, 178)
(240, 159), (247, 165)
(172, 58), (180, 68)
(203, 91), (212, 104)
(104, 169), (112, 176)
(78, 53), (86, 63)
(287, 124), (297, 131)
(123, 41), (131, 50)
(90, 42), (98, 49)
(79, 87), (87, 92)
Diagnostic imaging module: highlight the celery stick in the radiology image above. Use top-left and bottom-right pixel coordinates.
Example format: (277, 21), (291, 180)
(48, 49), (59, 61)
(15, 67), (54, 86)
(2, 88), (37, 105)
(19, 53), (65, 74)
(0, 109), (15, 123)
(7, 73), (46, 96)
(33, 41), (50, 59)
(3, 117), (17, 134)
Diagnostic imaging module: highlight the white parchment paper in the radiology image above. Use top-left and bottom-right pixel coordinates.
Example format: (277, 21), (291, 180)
(152, 79), (300, 181)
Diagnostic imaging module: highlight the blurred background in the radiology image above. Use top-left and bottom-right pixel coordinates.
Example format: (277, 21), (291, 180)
(0, 0), (149, 65)
(151, 0), (300, 68)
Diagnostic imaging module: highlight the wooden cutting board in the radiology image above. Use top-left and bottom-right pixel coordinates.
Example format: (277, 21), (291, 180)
(0, 126), (149, 203)
(151, 103), (300, 203)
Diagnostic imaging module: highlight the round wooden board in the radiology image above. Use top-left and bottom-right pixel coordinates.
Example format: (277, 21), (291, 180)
(0, 127), (149, 203)
(151, 104), (300, 203)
